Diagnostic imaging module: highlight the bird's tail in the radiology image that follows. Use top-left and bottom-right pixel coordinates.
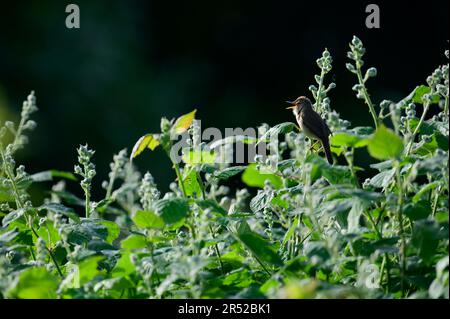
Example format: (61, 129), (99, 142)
(321, 138), (333, 164)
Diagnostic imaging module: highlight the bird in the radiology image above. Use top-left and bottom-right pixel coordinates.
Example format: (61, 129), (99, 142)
(286, 96), (333, 164)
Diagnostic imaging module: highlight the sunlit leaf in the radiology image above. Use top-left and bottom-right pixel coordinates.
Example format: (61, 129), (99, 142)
(173, 109), (197, 134)
(181, 169), (202, 198)
(130, 134), (160, 159)
(242, 163), (282, 189)
(132, 210), (164, 229)
(6, 267), (59, 299)
(331, 132), (369, 148)
(182, 149), (216, 165)
(367, 125), (404, 160)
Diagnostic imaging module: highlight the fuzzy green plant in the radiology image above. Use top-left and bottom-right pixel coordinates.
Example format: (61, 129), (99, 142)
(0, 37), (448, 299)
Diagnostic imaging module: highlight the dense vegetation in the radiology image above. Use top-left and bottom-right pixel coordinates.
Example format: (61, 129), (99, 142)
(0, 37), (448, 299)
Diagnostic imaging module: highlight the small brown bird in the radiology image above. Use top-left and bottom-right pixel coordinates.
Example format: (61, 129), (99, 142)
(286, 96), (333, 164)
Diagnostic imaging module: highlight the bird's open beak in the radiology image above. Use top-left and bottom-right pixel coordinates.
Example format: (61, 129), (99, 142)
(285, 101), (296, 109)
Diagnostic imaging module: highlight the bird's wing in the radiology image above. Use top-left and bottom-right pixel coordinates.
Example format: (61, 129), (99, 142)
(302, 110), (330, 140)
(323, 119), (332, 136)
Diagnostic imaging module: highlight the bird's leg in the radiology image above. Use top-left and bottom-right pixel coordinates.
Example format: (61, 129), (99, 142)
(309, 140), (320, 152)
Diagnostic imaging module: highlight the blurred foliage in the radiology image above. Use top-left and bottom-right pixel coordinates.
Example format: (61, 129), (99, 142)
(0, 1), (448, 199)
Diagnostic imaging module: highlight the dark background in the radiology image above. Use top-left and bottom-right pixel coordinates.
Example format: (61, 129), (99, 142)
(0, 1), (448, 200)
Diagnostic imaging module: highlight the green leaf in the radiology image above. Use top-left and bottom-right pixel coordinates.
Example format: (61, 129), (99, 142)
(94, 277), (134, 292)
(235, 221), (283, 267)
(39, 203), (80, 222)
(367, 125), (404, 160)
(173, 109), (197, 134)
(331, 132), (369, 148)
(112, 252), (135, 277)
(369, 168), (395, 188)
(242, 163), (282, 189)
(213, 166), (247, 181)
(411, 220), (441, 264)
(413, 182), (440, 203)
(30, 170), (77, 182)
(36, 220), (61, 247)
(257, 122), (296, 144)
(306, 154), (353, 185)
(130, 134), (160, 159)
(209, 135), (257, 149)
(250, 190), (274, 213)
(154, 198), (189, 225)
(133, 198), (190, 229)
(404, 200), (432, 221)
(100, 220), (120, 244)
(181, 169), (202, 198)
(78, 256), (105, 285)
(182, 149), (216, 165)
(63, 220), (109, 245)
(132, 210), (164, 229)
(282, 217), (298, 246)
(7, 267), (59, 299)
(196, 199), (228, 216)
(411, 85), (440, 104)
(49, 191), (85, 206)
(0, 228), (18, 243)
(2, 209), (26, 227)
(120, 234), (147, 250)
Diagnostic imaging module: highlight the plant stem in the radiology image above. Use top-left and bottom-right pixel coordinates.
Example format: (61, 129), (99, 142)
(29, 221), (63, 277)
(346, 148), (360, 188)
(431, 187), (440, 217)
(209, 225), (225, 274)
(394, 161), (406, 297)
(315, 68), (326, 112)
(253, 254), (272, 277)
(105, 171), (116, 200)
(85, 188), (90, 219)
(173, 161), (187, 197)
(405, 102), (430, 156)
(0, 146), (24, 209)
(444, 96), (449, 119)
(365, 211), (382, 239)
(355, 63), (378, 129)
(1, 147), (64, 277)
(196, 171), (206, 200)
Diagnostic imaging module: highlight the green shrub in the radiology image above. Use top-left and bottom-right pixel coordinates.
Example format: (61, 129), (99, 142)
(0, 36), (448, 299)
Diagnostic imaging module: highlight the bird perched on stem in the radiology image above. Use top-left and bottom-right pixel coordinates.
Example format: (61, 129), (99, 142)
(286, 96), (333, 164)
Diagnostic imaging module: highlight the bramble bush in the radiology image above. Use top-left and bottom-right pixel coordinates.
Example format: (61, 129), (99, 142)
(0, 36), (448, 299)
